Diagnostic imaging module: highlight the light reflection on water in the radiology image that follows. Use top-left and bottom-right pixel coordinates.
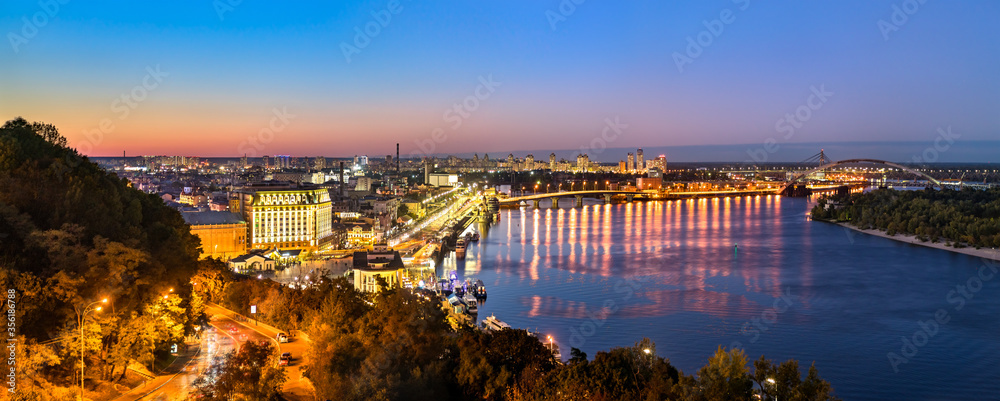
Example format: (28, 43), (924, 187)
(445, 195), (1000, 401)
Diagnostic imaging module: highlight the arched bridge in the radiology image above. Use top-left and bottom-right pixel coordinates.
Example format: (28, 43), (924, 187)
(499, 190), (651, 208)
(780, 158), (942, 195)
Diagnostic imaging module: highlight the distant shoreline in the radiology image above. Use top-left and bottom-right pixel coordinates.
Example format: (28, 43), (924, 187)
(829, 221), (1000, 262)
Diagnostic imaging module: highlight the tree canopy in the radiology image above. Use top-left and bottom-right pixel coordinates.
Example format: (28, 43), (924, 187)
(0, 117), (204, 396)
(812, 187), (1000, 247)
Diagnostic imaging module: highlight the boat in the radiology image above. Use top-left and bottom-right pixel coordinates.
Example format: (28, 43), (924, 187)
(462, 293), (479, 315)
(455, 238), (467, 259)
(480, 314), (511, 332)
(472, 279), (487, 299)
(470, 232), (480, 241)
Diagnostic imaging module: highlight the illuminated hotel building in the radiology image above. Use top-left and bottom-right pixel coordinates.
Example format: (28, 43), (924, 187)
(231, 186), (334, 251)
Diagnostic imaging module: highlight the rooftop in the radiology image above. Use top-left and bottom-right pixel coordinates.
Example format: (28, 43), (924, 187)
(181, 211), (246, 225)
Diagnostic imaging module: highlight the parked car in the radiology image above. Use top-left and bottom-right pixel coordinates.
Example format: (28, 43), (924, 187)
(276, 332), (289, 343)
(279, 352), (292, 366)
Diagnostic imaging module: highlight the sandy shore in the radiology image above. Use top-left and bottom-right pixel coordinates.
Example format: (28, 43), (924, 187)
(834, 222), (1000, 261)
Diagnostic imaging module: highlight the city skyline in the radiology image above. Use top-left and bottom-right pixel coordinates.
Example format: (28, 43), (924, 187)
(3, 1), (998, 159)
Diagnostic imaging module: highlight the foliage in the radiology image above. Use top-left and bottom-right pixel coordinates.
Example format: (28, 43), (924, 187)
(0, 118), (202, 392)
(216, 274), (841, 401)
(191, 340), (287, 400)
(812, 188), (1000, 248)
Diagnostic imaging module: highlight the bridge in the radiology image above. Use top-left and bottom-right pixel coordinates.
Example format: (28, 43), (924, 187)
(779, 158), (942, 196)
(498, 188), (780, 208)
(499, 190), (652, 208)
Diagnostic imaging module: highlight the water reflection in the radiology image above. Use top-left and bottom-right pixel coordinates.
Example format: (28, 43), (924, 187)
(450, 197), (1000, 400)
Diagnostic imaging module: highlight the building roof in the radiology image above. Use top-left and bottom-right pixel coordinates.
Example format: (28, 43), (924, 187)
(182, 211), (246, 226)
(229, 253), (273, 263)
(352, 249), (404, 269)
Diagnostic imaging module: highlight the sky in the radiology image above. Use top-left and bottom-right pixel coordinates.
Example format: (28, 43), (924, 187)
(1, 1), (998, 162)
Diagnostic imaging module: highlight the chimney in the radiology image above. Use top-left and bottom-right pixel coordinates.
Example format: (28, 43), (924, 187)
(396, 143), (400, 175)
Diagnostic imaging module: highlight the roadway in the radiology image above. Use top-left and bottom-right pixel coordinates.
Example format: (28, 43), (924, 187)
(205, 304), (315, 401)
(114, 311), (258, 400)
(114, 306), (310, 401)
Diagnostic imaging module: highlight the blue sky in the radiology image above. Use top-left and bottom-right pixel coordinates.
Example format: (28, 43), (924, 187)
(1, 0), (998, 161)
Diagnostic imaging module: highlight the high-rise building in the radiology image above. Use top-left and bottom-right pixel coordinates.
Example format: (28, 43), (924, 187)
(232, 186), (334, 251)
(525, 154), (534, 171)
(619, 160), (627, 173)
(424, 158), (434, 185)
(653, 155), (667, 171)
(550, 153), (557, 171)
(576, 154), (590, 172)
(315, 156), (327, 171)
(275, 155), (291, 169)
(627, 153), (635, 172)
(262, 155), (271, 169)
(636, 148), (644, 173)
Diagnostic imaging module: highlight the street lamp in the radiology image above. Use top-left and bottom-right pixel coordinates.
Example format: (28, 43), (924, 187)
(79, 298), (107, 400)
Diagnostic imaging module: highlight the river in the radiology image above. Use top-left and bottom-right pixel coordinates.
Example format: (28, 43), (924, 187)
(442, 195), (1000, 401)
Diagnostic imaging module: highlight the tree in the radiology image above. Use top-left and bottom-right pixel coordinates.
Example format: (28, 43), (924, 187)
(192, 340), (287, 400)
(753, 356), (840, 401)
(696, 346), (753, 401)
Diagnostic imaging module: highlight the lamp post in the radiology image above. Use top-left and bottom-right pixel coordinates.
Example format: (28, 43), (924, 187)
(79, 298), (107, 401)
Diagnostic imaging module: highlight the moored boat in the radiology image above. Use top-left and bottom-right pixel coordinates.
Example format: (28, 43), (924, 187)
(462, 293), (479, 315)
(480, 314), (511, 332)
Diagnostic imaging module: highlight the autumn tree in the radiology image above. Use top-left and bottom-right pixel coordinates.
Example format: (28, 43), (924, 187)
(192, 340), (287, 400)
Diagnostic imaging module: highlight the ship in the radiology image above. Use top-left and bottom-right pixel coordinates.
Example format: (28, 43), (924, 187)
(462, 293), (479, 315)
(455, 238), (467, 259)
(480, 314), (511, 332)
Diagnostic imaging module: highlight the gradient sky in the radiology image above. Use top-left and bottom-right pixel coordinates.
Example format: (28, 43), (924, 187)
(1, 1), (998, 161)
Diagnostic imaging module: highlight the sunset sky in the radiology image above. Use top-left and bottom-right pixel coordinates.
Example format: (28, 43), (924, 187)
(2, 1), (998, 161)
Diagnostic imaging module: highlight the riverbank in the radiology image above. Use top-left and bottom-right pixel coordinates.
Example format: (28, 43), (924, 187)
(832, 221), (1000, 261)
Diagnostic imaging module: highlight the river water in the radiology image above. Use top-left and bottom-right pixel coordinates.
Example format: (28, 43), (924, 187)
(443, 195), (1000, 401)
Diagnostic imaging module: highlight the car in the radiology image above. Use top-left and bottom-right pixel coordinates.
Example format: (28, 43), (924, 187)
(276, 332), (289, 343)
(279, 352), (292, 366)
(228, 327), (238, 334)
